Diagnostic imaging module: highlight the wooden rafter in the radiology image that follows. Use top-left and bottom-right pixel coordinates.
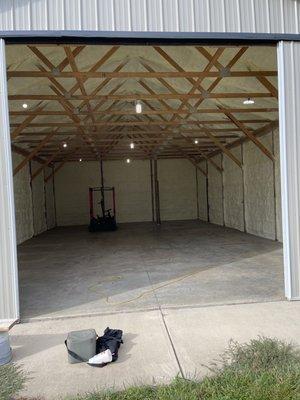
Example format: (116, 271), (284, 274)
(219, 107), (275, 161)
(8, 92), (274, 101)
(8, 44), (278, 164)
(13, 130), (57, 175)
(9, 107), (278, 116)
(7, 70), (277, 78)
(10, 119), (273, 128)
(138, 53), (243, 168)
(140, 85), (223, 172)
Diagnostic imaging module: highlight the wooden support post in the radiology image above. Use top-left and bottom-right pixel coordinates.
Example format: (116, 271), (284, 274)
(44, 161), (66, 183)
(150, 159), (155, 223)
(206, 160), (210, 223)
(241, 143), (246, 233)
(153, 158), (161, 225)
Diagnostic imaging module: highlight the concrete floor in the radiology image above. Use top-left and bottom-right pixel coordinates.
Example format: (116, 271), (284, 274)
(17, 220), (284, 320)
(11, 300), (300, 399)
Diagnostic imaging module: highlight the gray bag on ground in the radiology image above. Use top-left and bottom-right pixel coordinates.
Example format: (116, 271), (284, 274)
(65, 329), (97, 364)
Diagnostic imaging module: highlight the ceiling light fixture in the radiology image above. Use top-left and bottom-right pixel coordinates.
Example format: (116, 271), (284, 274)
(243, 97), (255, 105)
(130, 142), (135, 149)
(126, 158), (131, 164)
(63, 142), (68, 148)
(135, 100), (142, 114)
(194, 139), (199, 144)
(79, 158), (82, 162)
(22, 103), (28, 109)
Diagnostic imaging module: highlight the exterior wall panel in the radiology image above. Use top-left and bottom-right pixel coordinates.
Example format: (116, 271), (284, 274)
(0, 0), (300, 35)
(277, 41), (300, 300)
(0, 39), (19, 326)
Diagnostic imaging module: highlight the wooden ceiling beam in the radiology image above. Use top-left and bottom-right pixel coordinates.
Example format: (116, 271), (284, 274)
(9, 107), (278, 116)
(27, 47), (101, 160)
(187, 47), (249, 116)
(171, 145), (207, 176)
(8, 93), (274, 101)
(11, 144), (45, 164)
(197, 47), (276, 161)
(220, 107), (275, 161)
(199, 125), (242, 167)
(64, 46), (96, 126)
(198, 47), (277, 101)
(10, 119), (271, 129)
(44, 147), (80, 182)
(68, 46), (120, 96)
(203, 120), (278, 161)
(13, 130), (57, 175)
(10, 104), (46, 140)
(139, 86), (223, 172)
(7, 70), (277, 78)
(30, 148), (63, 180)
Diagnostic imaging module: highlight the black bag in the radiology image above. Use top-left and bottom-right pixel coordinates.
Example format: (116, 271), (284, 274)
(96, 327), (123, 362)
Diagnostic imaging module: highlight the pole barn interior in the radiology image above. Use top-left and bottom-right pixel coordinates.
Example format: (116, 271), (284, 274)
(7, 43), (283, 319)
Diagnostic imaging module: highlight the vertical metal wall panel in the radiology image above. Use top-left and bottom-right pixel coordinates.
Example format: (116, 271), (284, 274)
(193, 0), (211, 33)
(13, 0), (31, 30)
(252, 0), (270, 33)
(113, 0), (131, 31)
(64, 0), (81, 30)
(81, 0), (98, 31)
(208, 0), (226, 32)
(237, 0), (255, 32)
(97, 0), (115, 31)
(1, 0), (14, 30)
(0, 39), (19, 326)
(130, 0), (147, 31)
(277, 41), (300, 300)
(282, 0), (298, 33)
(269, 0), (283, 34)
(0, 0), (300, 34)
(145, 0), (163, 31)
(177, 0), (195, 32)
(224, 0), (240, 32)
(30, 0), (48, 30)
(162, 0), (179, 31)
(47, 0), (65, 30)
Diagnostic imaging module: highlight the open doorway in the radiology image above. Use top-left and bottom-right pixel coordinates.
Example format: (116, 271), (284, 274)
(6, 43), (283, 319)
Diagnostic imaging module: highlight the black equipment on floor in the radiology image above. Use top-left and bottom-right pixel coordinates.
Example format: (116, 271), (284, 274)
(88, 186), (117, 232)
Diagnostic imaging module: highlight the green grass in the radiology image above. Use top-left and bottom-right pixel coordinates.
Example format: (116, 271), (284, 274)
(0, 363), (27, 400)
(73, 337), (300, 400)
(1, 337), (300, 400)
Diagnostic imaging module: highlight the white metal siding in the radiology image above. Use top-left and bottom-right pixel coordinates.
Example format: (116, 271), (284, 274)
(278, 41), (300, 300)
(0, 39), (19, 326)
(0, 0), (300, 34)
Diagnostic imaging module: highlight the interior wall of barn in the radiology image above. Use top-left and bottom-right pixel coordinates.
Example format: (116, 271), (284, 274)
(54, 158), (197, 225)
(12, 153), (56, 244)
(199, 126), (282, 242)
(12, 127), (282, 244)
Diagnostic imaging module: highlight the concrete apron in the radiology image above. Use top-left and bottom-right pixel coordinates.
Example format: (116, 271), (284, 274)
(10, 300), (300, 399)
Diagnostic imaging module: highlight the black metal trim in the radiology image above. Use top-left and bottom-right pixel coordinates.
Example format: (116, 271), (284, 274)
(0, 30), (299, 45)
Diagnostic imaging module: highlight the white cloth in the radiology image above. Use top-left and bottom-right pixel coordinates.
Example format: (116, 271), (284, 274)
(88, 349), (113, 365)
